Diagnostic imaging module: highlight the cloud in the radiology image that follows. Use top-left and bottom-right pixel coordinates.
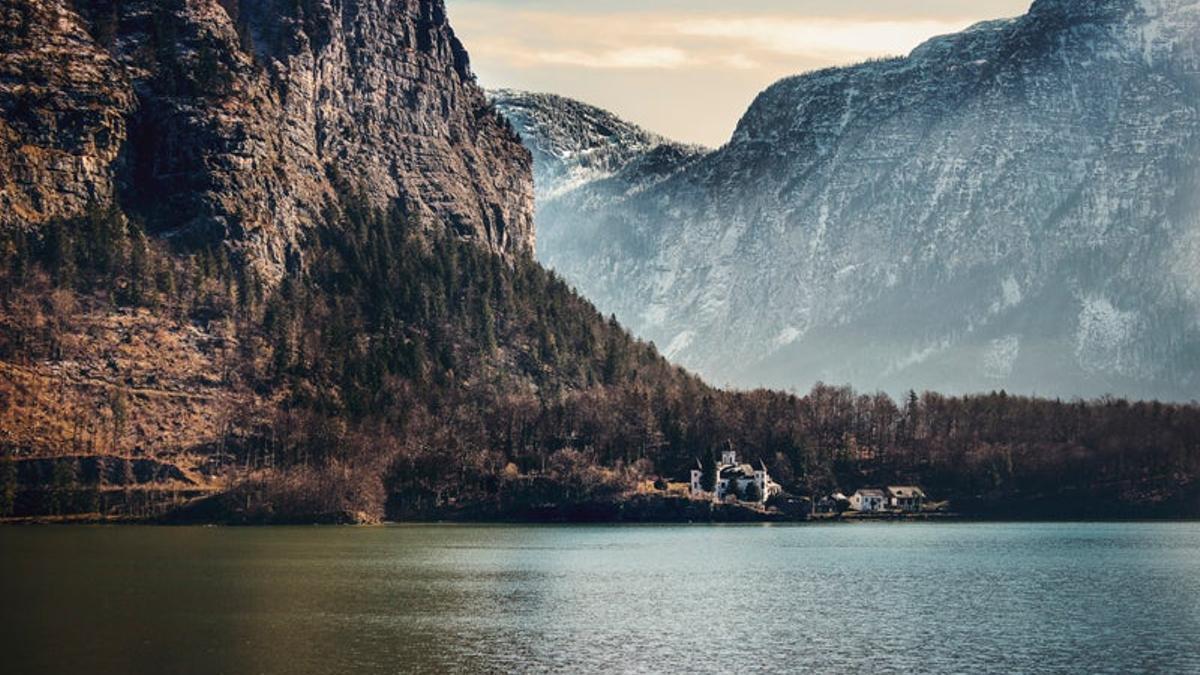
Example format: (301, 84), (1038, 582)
(674, 17), (973, 60)
(536, 46), (692, 70)
(457, 9), (980, 74)
(447, 1), (1030, 145)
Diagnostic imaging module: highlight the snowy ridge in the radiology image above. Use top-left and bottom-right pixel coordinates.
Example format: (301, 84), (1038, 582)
(502, 0), (1200, 400)
(490, 90), (706, 201)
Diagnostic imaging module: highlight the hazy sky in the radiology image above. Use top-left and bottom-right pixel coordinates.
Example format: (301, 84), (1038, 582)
(449, 0), (1033, 146)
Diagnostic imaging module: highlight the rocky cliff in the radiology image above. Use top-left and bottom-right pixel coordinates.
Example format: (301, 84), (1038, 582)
(0, 0), (534, 276)
(508, 0), (1200, 400)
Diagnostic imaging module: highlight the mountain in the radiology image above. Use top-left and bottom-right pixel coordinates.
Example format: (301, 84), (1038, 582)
(489, 89), (706, 201)
(489, 90), (706, 267)
(1, 0), (1198, 523)
(506, 0), (1200, 400)
(0, 0), (533, 278)
(0, 0), (783, 523)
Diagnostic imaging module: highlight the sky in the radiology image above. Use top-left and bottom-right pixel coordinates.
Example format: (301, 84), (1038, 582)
(448, 0), (1033, 147)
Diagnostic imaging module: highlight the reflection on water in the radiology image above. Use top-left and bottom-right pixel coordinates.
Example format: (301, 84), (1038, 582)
(2, 523), (1199, 674)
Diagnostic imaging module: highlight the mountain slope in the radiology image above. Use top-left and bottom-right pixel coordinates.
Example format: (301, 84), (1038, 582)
(0, 0), (751, 522)
(490, 89), (705, 200)
(511, 0), (1200, 400)
(0, 0), (533, 279)
(490, 90), (705, 271)
(1, 0), (1198, 524)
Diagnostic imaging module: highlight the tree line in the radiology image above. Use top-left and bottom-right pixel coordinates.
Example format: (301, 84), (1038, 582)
(2, 198), (1198, 520)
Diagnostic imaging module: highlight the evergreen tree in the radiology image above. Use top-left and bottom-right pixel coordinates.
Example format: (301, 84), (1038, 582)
(126, 225), (151, 306)
(0, 455), (17, 517)
(46, 220), (77, 288)
(50, 459), (78, 516)
(701, 450), (717, 493)
(110, 389), (128, 454)
(479, 297), (497, 353)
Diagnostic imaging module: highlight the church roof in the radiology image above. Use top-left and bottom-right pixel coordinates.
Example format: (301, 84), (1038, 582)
(719, 464), (757, 479)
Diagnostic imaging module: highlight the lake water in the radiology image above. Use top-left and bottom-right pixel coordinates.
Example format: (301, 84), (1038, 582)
(2, 523), (1199, 674)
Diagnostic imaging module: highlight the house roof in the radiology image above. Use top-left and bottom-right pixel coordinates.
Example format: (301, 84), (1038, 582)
(719, 464), (757, 479)
(887, 486), (926, 498)
(855, 489), (886, 498)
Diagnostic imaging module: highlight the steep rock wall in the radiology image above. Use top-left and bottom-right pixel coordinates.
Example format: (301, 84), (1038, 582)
(0, 0), (534, 276)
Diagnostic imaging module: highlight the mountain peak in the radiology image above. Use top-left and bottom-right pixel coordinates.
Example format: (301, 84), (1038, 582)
(513, 0), (1200, 400)
(491, 89), (705, 202)
(1029, 0), (1195, 20)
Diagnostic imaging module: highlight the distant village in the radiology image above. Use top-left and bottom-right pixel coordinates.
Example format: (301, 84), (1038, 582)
(684, 450), (933, 517)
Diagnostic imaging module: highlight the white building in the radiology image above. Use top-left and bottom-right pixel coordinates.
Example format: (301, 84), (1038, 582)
(849, 488), (887, 512)
(887, 486), (926, 512)
(691, 450), (781, 505)
(690, 462), (704, 495)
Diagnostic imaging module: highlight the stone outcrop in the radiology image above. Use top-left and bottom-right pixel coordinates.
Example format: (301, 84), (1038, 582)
(0, 0), (534, 276)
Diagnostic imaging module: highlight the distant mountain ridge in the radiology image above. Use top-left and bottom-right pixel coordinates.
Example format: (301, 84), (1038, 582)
(490, 90), (706, 270)
(490, 90), (705, 200)
(500, 0), (1200, 400)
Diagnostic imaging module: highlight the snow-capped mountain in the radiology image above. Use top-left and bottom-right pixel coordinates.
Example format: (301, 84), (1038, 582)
(490, 90), (706, 267)
(490, 90), (705, 200)
(499, 0), (1200, 400)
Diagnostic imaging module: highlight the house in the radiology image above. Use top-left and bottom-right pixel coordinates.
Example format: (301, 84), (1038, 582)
(887, 486), (926, 512)
(815, 493), (850, 514)
(690, 450), (781, 504)
(849, 488), (887, 512)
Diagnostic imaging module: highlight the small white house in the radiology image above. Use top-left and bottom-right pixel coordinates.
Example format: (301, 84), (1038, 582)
(849, 488), (887, 512)
(887, 486), (926, 512)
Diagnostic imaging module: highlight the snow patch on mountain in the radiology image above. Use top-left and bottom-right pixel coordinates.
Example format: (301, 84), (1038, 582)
(774, 326), (803, 348)
(489, 90), (706, 202)
(664, 331), (696, 360)
(1075, 296), (1144, 377)
(985, 336), (1023, 380)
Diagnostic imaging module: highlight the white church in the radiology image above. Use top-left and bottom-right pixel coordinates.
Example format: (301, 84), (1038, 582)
(691, 450), (781, 505)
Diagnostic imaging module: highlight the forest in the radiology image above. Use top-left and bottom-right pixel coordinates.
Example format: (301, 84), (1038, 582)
(1, 198), (1199, 521)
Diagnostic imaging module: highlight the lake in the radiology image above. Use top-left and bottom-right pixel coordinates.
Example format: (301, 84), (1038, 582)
(2, 523), (1198, 674)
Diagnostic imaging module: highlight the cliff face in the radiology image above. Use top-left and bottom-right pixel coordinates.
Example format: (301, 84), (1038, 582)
(0, 0), (135, 228)
(512, 0), (1200, 400)
(0, 0), (534, 275)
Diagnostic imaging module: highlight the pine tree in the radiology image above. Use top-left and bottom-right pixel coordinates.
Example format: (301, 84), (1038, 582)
(46, 220), (77, 288)
(110, 388), (128, 454)
(479, 297), (497, 353)
(127, 226), (151, 306)
(701, 450), (717, 493)
(50, 459), (78, 516)
(0, 455), (17, 517)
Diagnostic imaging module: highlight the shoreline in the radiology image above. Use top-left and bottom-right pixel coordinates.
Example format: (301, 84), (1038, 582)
(7, 484), (1199, 527)
(6, 511), (1200, 527)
